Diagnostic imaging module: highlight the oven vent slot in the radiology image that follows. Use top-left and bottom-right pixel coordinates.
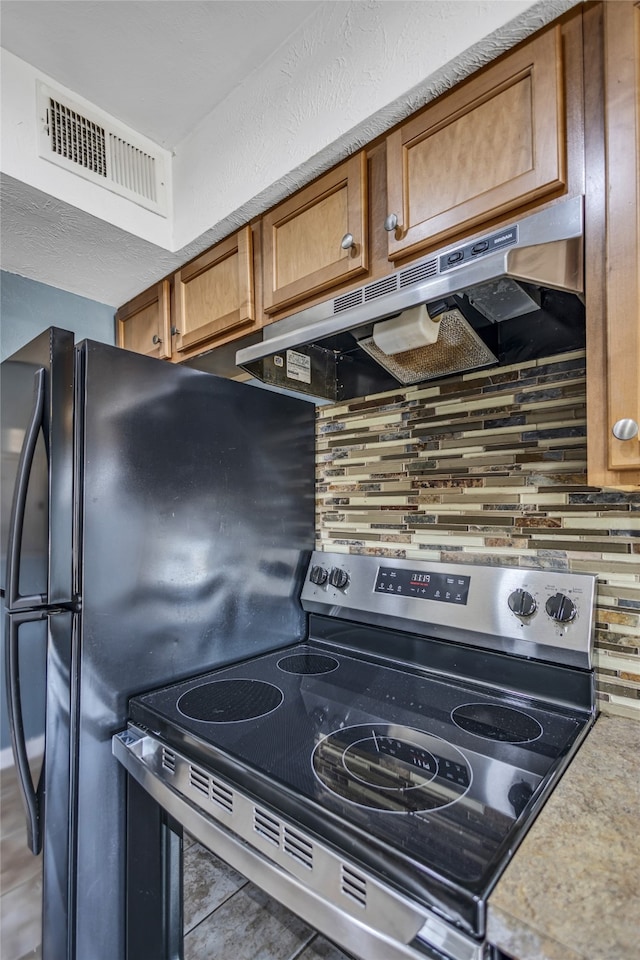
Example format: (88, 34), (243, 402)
(254, 808), (281, 847)
(341, 865), (367, 907)
(188, 765), (233, 813)
(161, 747), (176, 773)
(283, 826), (313, 870)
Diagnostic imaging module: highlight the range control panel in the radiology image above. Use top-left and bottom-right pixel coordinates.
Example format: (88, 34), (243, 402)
(374, 567), (471, 605)
(301, 551), (597, 669)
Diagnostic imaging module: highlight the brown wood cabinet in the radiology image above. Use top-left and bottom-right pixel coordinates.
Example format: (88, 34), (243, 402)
(115, 280), (171, 360)
(385, 25), (567, 261)
(262, 152), (367, 314)
(116, 226), (259, 365)
(586, 1), (640, 487)
(173, 225), (256, 358)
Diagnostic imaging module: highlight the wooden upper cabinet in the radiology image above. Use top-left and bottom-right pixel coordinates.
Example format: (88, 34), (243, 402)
(594, 1), (640, 481)
(173, 226), (255, 357)
(116, 280), (171, 360)
(385, 26), (566, 261)
(262, 152), (368, 314)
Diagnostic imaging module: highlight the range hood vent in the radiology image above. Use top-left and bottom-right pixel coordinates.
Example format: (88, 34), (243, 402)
(237, 198), (585, 403)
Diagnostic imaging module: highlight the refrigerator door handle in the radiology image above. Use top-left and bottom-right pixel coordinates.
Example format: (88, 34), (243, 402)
(5, 367), (48, 610)
(4, 608), (48, 854)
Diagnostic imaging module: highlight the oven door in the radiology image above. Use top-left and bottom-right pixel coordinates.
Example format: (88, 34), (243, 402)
(113, 726), (486, 960)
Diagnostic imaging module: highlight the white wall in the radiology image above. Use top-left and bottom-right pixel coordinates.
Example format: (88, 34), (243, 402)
(1, 0), (579, 258)
(0, 51), (174, 249)
(172, 0), (573, 249)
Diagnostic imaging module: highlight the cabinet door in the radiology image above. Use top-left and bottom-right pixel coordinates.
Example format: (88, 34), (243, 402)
(173, 226), (255, 356)
(603, 1), (640, 474)
(262, 152), (367, 314)
(115, 280), (171, 360)
(385, 26), (566, 261)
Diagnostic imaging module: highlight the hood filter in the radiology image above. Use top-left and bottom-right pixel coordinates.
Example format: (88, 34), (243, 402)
(358, 308), (498, 385)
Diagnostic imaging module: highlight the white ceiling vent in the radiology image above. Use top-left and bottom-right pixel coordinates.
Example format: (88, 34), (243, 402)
(37, 83), (168, 216)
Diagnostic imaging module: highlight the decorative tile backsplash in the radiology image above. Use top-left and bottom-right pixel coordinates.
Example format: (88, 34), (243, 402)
(316, 350), (640, 720)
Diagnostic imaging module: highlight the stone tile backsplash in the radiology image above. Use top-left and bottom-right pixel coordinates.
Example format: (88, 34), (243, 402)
(315, 351), (640, 720)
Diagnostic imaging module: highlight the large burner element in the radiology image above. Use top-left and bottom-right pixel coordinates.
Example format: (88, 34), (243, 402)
(451, 703), (543, 744)
(177, 679), (283, 723)
(277, 653), (339, 675)
(313, 724), (471, 813)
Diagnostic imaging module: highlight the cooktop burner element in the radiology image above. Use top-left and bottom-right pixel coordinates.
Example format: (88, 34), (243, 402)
(451, 703), (543, 743)
(312, 723), (471, 813)
(177, 679), (283, 722)
(277, 653), (339, 675)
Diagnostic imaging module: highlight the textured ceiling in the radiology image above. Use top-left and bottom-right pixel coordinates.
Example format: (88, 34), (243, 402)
(0, 0), (324, 149)
(0, 0), (579, 308)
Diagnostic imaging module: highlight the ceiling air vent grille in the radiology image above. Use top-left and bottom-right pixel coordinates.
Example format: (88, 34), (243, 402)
(109, 133), (158, 203)
(49, 98), (107, 176)
(37, 83), (167, 216)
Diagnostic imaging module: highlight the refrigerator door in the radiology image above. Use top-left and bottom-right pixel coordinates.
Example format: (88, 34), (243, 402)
(72, 342), (315, 959)
(4, 608), (74, 959)
(1, 327), (75, 610)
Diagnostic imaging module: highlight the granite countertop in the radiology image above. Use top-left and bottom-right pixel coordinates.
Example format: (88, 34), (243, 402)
(487, 715), (640, 960)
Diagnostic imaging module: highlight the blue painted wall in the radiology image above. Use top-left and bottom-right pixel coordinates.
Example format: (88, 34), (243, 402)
(1, 272), (116, 752)
(1, 271), (116, 361)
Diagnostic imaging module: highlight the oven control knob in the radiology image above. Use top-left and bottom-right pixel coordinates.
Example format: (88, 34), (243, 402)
(309, 565), (329, 585)
(329, 567), (350, 590)
(508, 589), (537, 618)
(545, 593), (577, 624)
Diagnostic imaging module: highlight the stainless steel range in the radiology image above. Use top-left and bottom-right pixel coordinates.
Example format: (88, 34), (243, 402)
(113, 552), (596, 960)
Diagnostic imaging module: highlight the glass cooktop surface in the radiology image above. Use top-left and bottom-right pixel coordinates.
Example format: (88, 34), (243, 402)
(130, 642), (588, 893)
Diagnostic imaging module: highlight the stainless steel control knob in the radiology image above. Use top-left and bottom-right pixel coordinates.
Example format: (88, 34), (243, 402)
(309, 565), (329, 585)
(329, 567), (350, 589)
(508, 589), (537, 618)
(545, 593), (577, 624)
(612, 418), (639, 441)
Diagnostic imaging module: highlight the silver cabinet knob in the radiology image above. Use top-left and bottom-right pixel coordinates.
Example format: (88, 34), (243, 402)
(341, 233), (356, 251)
(384, 213), (399, 232)
(612, 418), (639, 441)
(152, 334), (162, 345)
(170, 326), (179, 336)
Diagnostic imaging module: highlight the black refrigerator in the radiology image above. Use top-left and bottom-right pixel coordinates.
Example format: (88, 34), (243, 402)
(1, 328), (315, 960)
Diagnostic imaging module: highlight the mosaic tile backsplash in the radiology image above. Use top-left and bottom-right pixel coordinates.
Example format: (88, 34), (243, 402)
(316, 350), (640, 720)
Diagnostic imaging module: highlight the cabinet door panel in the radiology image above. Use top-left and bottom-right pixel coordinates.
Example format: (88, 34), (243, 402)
(386, 26), (566, 260)
(174, 226), (254, 354)
(263, 152), (367, 313)
(604, 1), (640, 473)
(116, 281), (171, 360)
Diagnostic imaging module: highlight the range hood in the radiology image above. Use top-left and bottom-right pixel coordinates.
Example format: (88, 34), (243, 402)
(236, 197), (585, 402)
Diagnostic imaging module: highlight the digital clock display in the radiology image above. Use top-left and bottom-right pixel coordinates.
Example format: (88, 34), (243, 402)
(374, 567), (471, 605)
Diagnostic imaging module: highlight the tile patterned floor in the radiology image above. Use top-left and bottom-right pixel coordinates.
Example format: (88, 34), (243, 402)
(1, 764), (354, 960)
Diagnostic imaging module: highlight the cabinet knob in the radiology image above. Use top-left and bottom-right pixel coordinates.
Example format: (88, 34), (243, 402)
(341, 233), (356, 251)
(152, 334), (162, 345)
(384, 213), (399, 232)
(170, 326), (179, 336)
(612, 418), (639, 441)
